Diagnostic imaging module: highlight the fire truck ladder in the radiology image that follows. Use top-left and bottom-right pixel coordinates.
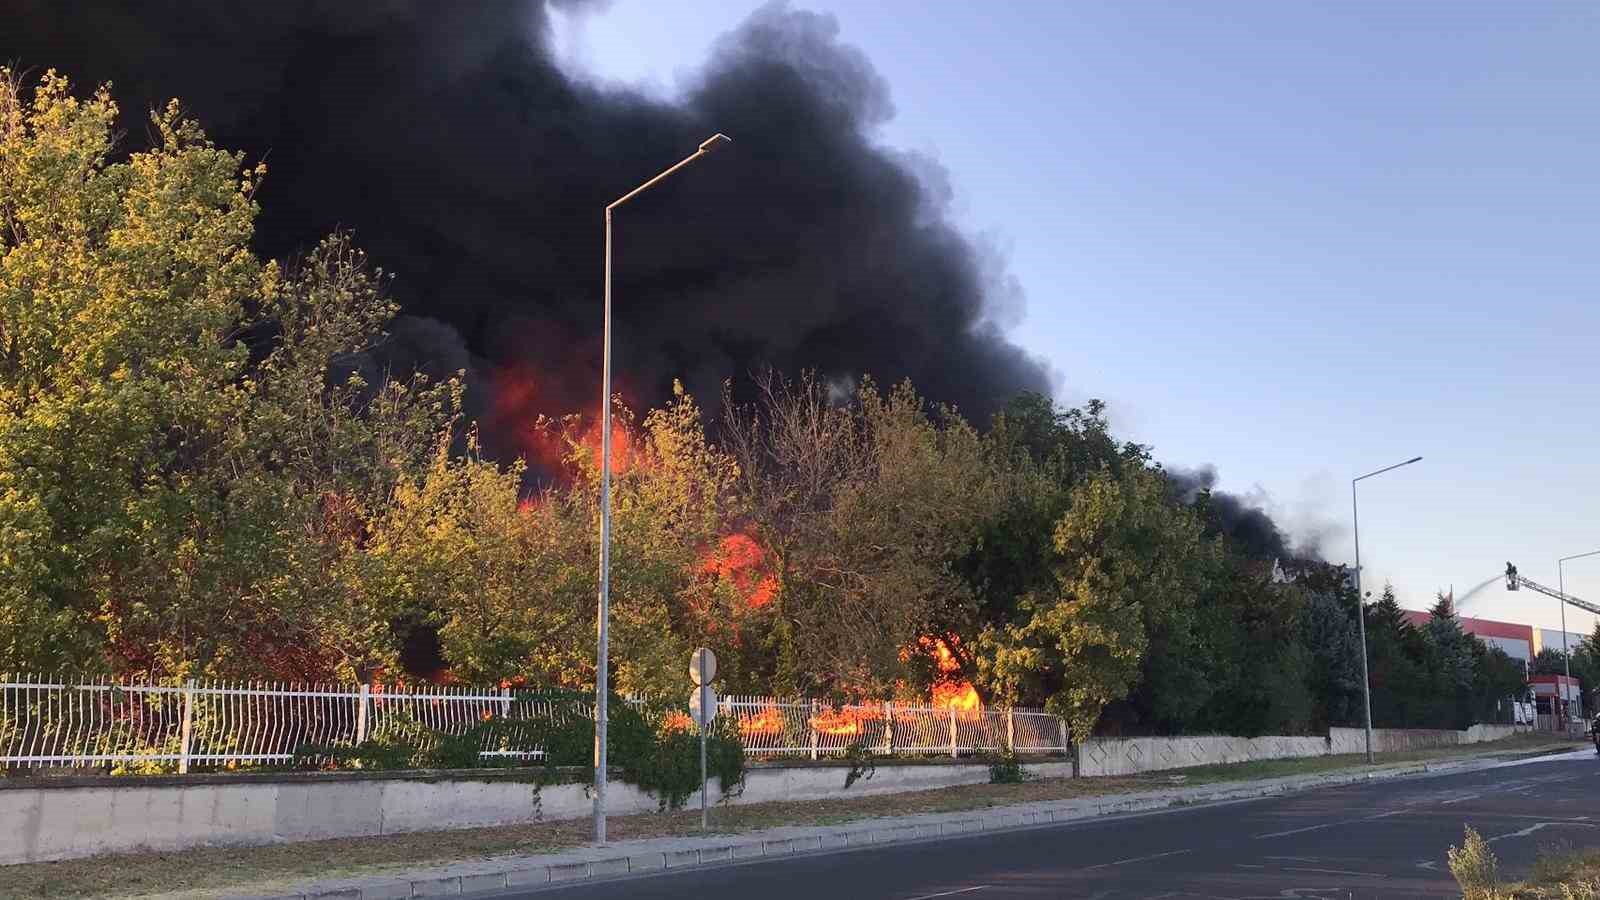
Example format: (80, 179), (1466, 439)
(1505, 562), (1600, 616)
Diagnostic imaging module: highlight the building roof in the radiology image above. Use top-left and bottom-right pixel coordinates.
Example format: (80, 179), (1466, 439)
(1401, 610), (1534, 644)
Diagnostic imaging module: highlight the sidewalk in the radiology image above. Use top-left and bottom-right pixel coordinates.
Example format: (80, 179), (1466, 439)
(229, 747), (1587, 900)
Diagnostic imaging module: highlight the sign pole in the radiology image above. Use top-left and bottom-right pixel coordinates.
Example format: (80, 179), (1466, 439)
(699, 651), (708, 830)
(700, 714), (709, 830)
(689, 647), (718, 832)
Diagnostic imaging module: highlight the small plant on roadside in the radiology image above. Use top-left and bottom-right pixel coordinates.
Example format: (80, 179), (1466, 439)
(988, 750), (1027, 784)
(1449, 825), (1500, 899)
(841, 740), (876, 789)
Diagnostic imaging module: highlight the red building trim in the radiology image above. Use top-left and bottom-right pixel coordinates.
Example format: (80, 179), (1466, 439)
(1402, 610), (1534, 646)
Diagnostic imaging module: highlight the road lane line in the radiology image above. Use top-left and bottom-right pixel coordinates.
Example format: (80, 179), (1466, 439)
(903, 887), (990, 900)
(1082, 848), (1193, 870)
(1284, 866), (1388, 877)
(1440, 793), (1481, 805)
(1488, 822), (1599, 843)
(1254, 810), (1402, 839)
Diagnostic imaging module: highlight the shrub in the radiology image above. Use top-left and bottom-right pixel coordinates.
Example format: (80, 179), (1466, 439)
(988, 750), (1027, 784)
(290, 693), (746, 811)
(841, 741), (876, 789)
(1449, 825), (1499, 899)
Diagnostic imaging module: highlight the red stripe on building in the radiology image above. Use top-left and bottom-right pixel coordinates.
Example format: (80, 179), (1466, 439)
(1402, 610), (1534, 645)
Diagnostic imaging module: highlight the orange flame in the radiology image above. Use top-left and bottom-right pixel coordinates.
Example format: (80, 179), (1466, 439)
(698, 533), (778, 610)
(582, 419), (636, 476)
(661, 711), (695, 734)
(737, 704), (784, 736)
(913, 634), (981, 713)
(808, 705), (881, 736)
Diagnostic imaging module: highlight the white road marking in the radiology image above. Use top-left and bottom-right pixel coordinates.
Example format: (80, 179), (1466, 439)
(1082, 848), (1194, 870)
(1489, 821), (1599, 843)
(1283, 866), (1387, 877)
(904, 887), (990, 900)
(1254, 810), (1402, 839)
(1416, 860), (1440, 871)
(1440, 793), (1481, 805)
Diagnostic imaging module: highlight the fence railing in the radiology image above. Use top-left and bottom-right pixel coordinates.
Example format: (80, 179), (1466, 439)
(722, 695), (1068, 758)
(1, 675), (1068, 772)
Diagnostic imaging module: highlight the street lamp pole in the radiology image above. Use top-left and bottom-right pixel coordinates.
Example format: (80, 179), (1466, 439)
(1557, 548), (1600, 721)
(1351, 455), (1423, 764)
(595, 134), (730, 845)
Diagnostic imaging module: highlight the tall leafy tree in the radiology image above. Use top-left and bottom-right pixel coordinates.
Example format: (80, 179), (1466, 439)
(0, 70), (456, 679)
(977, 466), (1206, 741)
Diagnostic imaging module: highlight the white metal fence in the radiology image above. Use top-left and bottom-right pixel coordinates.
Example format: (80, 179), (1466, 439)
(722, 695), (1069, 758)
(1, 675), (1069, 772)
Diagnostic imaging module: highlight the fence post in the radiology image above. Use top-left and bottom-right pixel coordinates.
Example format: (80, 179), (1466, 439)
(178, 679), (195, 775)
(500, 686), (512, 720)
(949, 704), (958, 758)
(1006, 707), (1015, 753)
(356, 684), (371, 745)
(1058, 717), (1068, 753)
(809, 699), (819, 761)
(883, 700), (895, 755)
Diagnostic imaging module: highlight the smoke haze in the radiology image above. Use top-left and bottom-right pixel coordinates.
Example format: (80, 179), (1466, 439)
(1, 0), (1053, 457)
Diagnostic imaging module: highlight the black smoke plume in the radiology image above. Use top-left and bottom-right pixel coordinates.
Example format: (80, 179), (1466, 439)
(1167, 465), (1304, 563)
(2, 0), (1052, 460)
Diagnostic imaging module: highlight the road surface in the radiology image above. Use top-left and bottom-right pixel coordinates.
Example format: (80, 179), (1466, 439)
(502, 752), (1599, 899)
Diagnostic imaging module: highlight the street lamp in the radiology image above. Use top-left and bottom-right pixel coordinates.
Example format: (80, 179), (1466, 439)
(1557, 548), (1600, 714)
(594, 133), (731, 845)
(1351, 455), (1423, 764)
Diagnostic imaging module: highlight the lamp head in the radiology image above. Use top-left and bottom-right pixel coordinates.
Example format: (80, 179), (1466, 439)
(699, 133), (732, 153)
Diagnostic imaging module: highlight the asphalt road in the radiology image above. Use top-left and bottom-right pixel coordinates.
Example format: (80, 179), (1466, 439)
(505, 752), (1600, 900)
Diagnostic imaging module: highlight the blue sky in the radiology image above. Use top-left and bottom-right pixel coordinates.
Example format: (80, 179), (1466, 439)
(551, 1), (1600, 630)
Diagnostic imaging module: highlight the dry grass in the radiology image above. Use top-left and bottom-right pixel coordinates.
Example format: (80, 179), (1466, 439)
(0, 734), (1576, 900)
(1448, 837), (1600, 898)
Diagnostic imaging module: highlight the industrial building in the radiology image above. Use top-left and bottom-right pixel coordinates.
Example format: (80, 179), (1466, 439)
(1403, 610), (1584, 730)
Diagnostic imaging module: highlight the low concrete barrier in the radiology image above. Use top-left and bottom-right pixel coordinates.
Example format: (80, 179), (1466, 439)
(1081, 724), (1525, 778)
(1328, 723), (1519, 755)
(0, 758), (1075, 865)
(1077, 735), (1328, 777)
(0, 723), (1527, 865)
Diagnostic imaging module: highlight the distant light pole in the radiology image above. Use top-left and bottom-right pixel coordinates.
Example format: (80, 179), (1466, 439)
(594, 133), (731, 845)
(1557, 548), (1600, 716)
(1352, 455), (1423, 764)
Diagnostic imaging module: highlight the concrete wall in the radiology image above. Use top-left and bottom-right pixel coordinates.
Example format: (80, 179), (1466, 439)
(1081, 724), (1524, 778)
(1327, 724), (1518, 755)
(0, 759), (1075, 865)
(0, 722), (1527, 865)
(1077, 735), (1329, 778)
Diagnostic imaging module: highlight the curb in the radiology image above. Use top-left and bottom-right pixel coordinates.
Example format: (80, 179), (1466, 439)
(243, 750), (1575, 900)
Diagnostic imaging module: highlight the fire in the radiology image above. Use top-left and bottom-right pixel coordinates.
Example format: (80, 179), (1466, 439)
(661, 711), (695, 733)
(736, 704), (784, 736)
(581, 418), (636, 476)
(489, 363), (640, 477)
(932, 680), (981, 712)
(915, 634), (981, 713)
(697, 532), (778, 610)
(808, 705), (881, 736)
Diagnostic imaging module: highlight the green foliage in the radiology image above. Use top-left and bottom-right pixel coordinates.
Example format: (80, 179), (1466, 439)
(1298, 580), (1365, 729)
(0, 71), (1536, 745)
(1534, 648), (1570, 677)
(292, 697), (745, 810)
(979, 467), (1206, 742)
(1449, 825), (1500, 899)
(0, 69), (457, 681)
(987, 750), (1027, 784)
(840, 741), (876, 789)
